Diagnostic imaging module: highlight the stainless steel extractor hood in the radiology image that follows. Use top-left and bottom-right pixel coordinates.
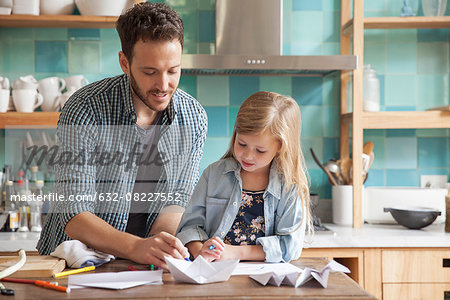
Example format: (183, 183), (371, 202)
(181, 0), (357, 76)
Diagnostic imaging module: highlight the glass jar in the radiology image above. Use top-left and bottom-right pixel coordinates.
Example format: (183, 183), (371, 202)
(363, 64), (380, 112)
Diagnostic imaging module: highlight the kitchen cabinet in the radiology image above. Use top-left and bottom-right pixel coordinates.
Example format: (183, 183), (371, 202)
(339, 0), (450, 228)
(303, 247), (450, 300)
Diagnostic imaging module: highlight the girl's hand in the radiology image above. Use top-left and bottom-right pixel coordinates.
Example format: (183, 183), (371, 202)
(198, 237), (225, 262)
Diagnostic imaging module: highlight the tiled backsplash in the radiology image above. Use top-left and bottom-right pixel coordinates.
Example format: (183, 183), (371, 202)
(0, 0), (449, 198)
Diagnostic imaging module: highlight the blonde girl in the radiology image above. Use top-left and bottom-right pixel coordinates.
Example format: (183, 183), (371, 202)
(176, 91), (311, 262)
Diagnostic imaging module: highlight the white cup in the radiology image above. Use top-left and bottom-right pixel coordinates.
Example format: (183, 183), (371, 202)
(332, 185), (354, 226)
(12, 89), (43, 113)
(58, 86), (77, 109)
(0, 76), (10, 89)
(38, 77), (66, 112)
(64, 75), (88, 90)
(38, 76), (66, 94)
(40, 91), (61, 112)
(0, 89), (10, 112)
(12, 75), (38, 90)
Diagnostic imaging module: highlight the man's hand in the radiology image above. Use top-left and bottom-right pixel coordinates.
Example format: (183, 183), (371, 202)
(130, 232), (189, 270)
(197, 237), (225, 262)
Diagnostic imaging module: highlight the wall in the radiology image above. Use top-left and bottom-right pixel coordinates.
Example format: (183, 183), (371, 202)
(0, 0), (449, 200)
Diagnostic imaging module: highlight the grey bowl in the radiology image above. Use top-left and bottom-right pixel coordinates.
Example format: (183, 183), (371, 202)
(384, 206), (441, 229)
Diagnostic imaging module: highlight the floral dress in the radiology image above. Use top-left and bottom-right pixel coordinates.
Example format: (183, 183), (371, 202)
(224, 189), (265, 245)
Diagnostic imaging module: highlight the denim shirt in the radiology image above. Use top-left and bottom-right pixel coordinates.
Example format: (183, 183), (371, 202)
(176, 158), (306, 262)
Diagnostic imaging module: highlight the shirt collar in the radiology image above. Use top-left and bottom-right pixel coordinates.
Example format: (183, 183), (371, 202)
(223, 158), (282, 199)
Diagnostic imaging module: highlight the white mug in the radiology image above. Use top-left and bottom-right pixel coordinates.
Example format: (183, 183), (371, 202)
(0, 76), (10, 90)
(0, 89), (10, 113)
(12, 75), (38, 90)
(64, 75), (88, 90)
(38, 76), (66, 94)
(40, 91), (61, 112)
(12, 89), (43, 113)
(58, 86), (77, 109)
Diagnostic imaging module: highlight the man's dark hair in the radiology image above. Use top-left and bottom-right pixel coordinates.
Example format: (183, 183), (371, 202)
(116, 2), (184, 62)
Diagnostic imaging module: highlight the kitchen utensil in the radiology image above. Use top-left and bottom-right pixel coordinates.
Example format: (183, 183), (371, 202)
(422, 0), (447, 16)
(384, 206), (441, 229)
(75, 0), (131, 16)
(339, 158), (352, 185)
(310, 148), (338, 186)
(0, 255), (65, 278)
(324, 160), (343, 185)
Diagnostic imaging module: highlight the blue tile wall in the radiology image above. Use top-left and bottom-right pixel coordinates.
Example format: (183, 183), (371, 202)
(0, 0), (449, 200)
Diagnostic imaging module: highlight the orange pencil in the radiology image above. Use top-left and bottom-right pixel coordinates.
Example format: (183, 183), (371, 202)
(1, 278), (70, 293)
(35, 280), (70, 293)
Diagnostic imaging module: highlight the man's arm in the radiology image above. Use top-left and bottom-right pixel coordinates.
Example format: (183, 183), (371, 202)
(149, 205), (185, 236)
(65, 211), (189, 269)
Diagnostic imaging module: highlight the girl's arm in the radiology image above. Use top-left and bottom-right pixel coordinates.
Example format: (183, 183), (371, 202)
(219, 244), (265, 261)
(255, 189), (306, 262)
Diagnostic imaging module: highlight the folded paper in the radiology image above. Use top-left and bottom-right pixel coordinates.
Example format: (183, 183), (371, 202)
(165, 255), (239, 284)
(68, 270), (162, 290)
(250, 260), (350, 288)
(51, 240), (115, 268)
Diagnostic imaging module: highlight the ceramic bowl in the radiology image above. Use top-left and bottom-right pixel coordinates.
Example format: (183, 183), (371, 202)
(75, 0), (131, 16)
(384, 206), (441, 229)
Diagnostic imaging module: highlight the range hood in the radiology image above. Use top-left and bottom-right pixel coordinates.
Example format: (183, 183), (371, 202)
(181, 0), (357, 76)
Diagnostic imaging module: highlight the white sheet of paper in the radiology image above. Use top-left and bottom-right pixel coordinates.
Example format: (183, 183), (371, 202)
(250, 260), (350, 288)
(68, 270), (163, 290)
(165, 256), (239, 284)
(232, 262), (302, 275)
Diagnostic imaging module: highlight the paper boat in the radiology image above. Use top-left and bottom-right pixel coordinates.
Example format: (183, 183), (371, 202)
(165, 255), (239, 284)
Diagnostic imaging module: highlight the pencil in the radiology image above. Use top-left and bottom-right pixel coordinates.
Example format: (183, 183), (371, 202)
(1, 278), (70, 293)
(54, 265), (95, 278)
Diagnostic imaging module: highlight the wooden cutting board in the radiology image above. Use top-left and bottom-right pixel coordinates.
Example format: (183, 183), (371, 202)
(0, 255), (66, 278)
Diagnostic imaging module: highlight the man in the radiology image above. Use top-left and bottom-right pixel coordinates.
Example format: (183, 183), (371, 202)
(37, 2), (207, 270)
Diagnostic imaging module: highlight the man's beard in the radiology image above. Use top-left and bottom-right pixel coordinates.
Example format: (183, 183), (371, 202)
(129, 70), (172, 112)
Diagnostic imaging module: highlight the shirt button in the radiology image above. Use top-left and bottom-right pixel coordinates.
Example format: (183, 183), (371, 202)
(132, 162), (136, 167)
(233, 202), (238, 206)
(123, 219), (128, 224)
(131, 115), (136, 120)
(221, 232), (225, 236)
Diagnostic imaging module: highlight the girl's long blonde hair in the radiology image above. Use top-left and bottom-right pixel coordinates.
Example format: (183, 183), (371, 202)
(223, 91), (311, 231)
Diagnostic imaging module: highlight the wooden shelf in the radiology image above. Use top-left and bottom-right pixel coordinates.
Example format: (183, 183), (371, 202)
(0, 14), (118, 28)
(0, 112), (59, 128)
(342, 16), (450, 35)
(341, 111), (450, 129)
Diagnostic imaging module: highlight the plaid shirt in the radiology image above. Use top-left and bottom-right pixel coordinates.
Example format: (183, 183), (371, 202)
(37, 74), (207, 255)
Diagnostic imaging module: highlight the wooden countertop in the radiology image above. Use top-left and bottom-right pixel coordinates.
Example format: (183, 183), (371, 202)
(2, 257), (376, 299)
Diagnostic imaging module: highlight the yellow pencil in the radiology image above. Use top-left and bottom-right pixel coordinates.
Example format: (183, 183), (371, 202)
(53, 266), (96, 278)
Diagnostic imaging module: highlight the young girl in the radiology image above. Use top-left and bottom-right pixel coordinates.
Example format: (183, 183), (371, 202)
(176, 91), (311, 262)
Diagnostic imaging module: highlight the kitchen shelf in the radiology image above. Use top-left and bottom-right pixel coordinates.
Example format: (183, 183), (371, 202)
(341, 111), (450, 129)
(342, 16), (450, 34)
(0, 112), (59, 128)
(0, 14), (118, 28)
(339, 1), (450, 229)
